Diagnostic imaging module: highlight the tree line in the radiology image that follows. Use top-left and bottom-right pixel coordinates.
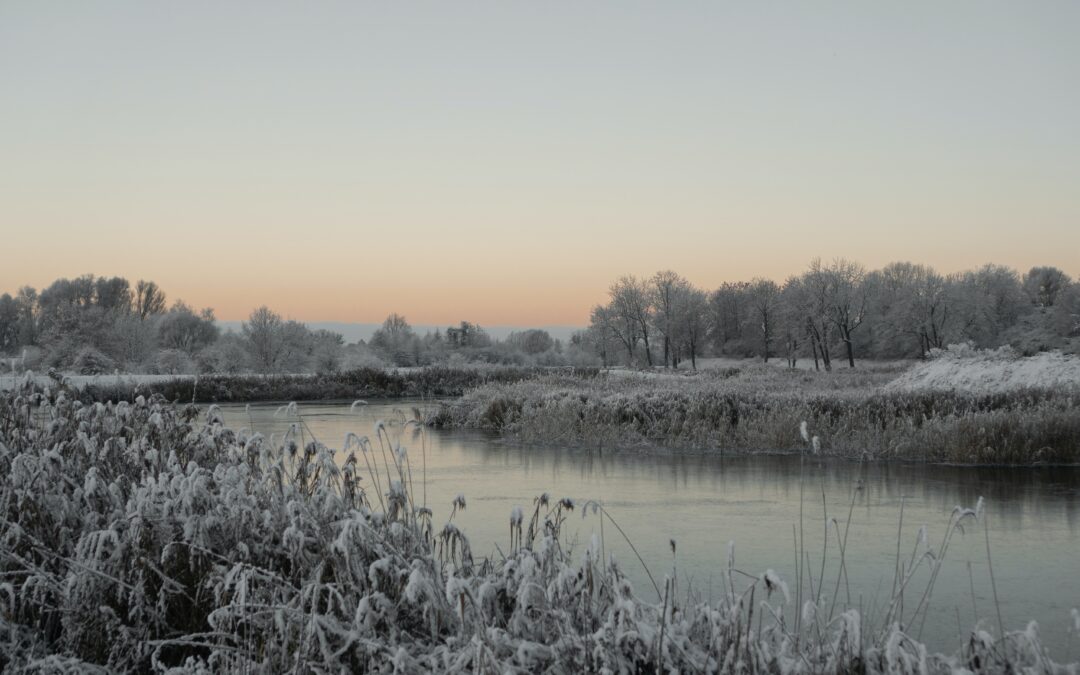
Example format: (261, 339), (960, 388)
(579, 260), (1080, 369)
(0, 276), (351, 375)
(0, 275), (584, 374)
(4, 262), (1077, 375)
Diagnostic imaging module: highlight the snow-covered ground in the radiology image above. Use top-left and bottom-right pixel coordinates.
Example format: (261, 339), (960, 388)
(0, 372), (192, 391)
(887, 344), (1080, 392)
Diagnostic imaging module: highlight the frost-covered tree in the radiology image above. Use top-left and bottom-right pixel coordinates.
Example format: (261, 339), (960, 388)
(820, 259), (872, 368)
(445, 321), (490, 349)
(707, 282), (752, 356)
(14, 286), (37, 346)
(507, 329), (555, 355)
(1052, 282), (1080, 343)
(311, 329), (345, 373)
(609, 275), (653, 366)
(872, 262), (953, 358)
(778, 277), (804, 368)
(371, 313), (419, 365)
(954, 264), (1029, 347)
(747, 278), (780, 362)
(196, 332), (251, 374)
(675, 286), (708, 369)
(0, 293), (18, 352)
(278, 320), (317, 372)
(791, 263), (834, 370)
(156, 302), (219, 353)
(111, 312), (157, 369)
(1023, 266), (1071, 308)
(243, 306), (284, 373)
(585, 306), (623, 366)
(649, 270), (690, 367)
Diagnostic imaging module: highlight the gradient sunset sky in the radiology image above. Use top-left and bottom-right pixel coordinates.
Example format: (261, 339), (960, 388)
(2, 2), (1078, 325)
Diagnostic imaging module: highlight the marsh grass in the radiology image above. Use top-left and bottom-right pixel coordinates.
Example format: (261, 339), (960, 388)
(0, 385), (1075, 672)
(53, 365), (598, 405)
(431, 367), (1080, 464)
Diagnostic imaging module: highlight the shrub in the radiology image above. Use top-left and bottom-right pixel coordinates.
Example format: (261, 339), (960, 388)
(71, 346), (116, 375)
(151, 348), (197, 375)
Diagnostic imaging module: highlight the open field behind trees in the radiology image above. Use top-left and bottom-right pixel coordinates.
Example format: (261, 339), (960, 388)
(0, 387), (1075, 672)
(432, 350), (1080, 465)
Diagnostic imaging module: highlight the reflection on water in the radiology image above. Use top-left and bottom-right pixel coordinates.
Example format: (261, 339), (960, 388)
(220, 401), (1080, 657)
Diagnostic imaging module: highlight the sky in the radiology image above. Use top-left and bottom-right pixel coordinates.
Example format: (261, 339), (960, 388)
(1, 2), (1078, 325)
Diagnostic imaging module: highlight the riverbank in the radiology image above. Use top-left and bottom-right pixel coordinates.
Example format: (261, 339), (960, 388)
(1, 390), (1073, 672)
(430, 362), (1080, 464)
(3, 365), (598, 403)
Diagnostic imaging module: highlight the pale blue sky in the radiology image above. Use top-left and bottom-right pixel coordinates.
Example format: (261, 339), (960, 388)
(1, 2), (1077, 323)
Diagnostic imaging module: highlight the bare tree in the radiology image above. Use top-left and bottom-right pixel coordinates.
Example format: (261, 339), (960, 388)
(778, 277), (804, 368)
(371, 313), (418, 365)
(747, 278), (780, 362)
(586, 306), (622, 366)
(134, 280), (167, 320)
(0, 294), (18, 352)
(591, 302), (638, 365)
(875, 262), (952, 358)
(707, 282), (751, 355)
(676, 286), (708, 370)
(821, 259), (872, 368)
(94, 277), (133, 314)
(795, 262), (834, 371)
(242, 306), (283, 373)
(609, 275), (653, 366)
(954, 264), (1028, 347)
(649, 270), (689, 367)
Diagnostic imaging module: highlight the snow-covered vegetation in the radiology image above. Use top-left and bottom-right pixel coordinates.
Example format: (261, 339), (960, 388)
(0, 385), (1075, 672)
(432, 365), (1080, 463)
(1, 366), (586, 403)
(6, 261), (1080, 378)
(888, 344), (1080, 393)
(582, 261), (1080, 369)
(0, 276), (591, 377)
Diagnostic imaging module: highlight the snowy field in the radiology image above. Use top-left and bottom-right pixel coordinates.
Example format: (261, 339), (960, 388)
(888, 345), (1080, 392)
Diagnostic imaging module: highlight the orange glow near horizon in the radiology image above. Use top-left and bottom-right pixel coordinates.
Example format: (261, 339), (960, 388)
(2, 3), (1078, 326)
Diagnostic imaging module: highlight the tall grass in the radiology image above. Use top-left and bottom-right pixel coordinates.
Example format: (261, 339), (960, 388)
(431, 367), (1080, 464)
(0, 384), (1075, 672)
(35, 365), (599, 404)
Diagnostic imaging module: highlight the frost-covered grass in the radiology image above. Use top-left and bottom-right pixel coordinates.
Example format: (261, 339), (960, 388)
(431, 366), (1080, 464)
(1, 365), (590, 403)
(888, 345), (1080, 393)
(1, 386), (1077, 672)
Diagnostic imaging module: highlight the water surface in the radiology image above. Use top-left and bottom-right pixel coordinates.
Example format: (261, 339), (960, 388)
(220, 400), (1080, 657)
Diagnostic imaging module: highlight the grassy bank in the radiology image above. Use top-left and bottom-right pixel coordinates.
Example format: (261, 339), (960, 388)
(0, 387), (1072, 672)
(30, 365), (598, 404)
(430, 366), (1080, 464)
